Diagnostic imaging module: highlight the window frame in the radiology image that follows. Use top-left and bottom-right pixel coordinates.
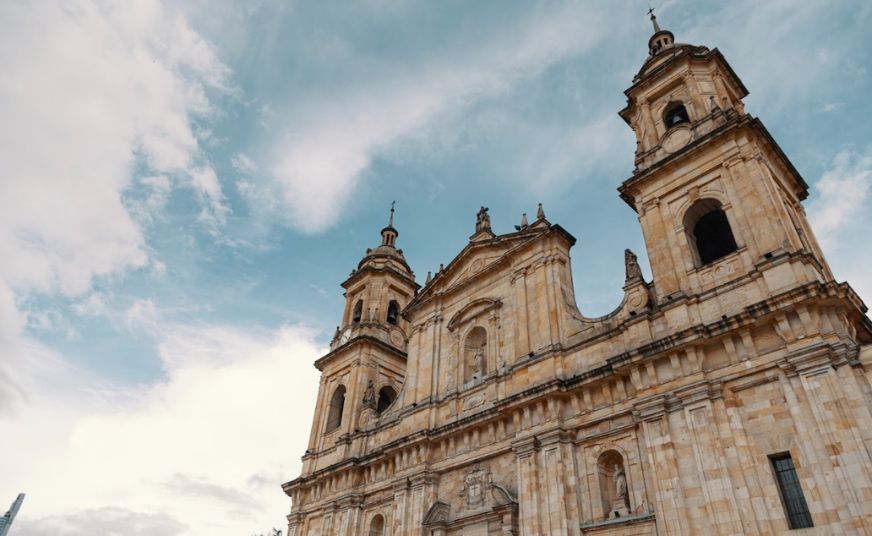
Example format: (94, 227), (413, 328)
(769, 452), (813, 530)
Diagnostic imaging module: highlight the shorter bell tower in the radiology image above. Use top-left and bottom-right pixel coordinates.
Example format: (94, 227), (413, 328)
(300, 205), (418, 473)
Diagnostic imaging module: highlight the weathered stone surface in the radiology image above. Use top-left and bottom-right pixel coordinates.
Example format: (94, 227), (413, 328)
(282, 20), (872, 536)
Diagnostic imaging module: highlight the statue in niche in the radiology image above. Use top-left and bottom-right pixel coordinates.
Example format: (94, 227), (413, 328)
(610, 464), (630, 519)
(473, 346), (484, 376)
(624, 248), (643, 282)
(475, 206), (491, 233)
(614, 465), (628, 504)
(362, 380), (376, 408)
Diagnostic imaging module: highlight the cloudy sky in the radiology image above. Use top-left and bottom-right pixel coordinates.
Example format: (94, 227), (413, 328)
(1, 1), (870, 534)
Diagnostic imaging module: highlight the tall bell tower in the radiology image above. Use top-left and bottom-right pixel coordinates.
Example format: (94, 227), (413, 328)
(299, 205), (418, 475)
(618, 13), (833, 306)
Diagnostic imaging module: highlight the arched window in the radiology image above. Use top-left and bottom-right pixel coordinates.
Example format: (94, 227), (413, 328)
(684, 199), (738, 266)
(464, 326), (488, 383)
(377, 386), (396, 414)
(325, 385), (346, 433)
(352, 300), (363, 323)
(368, 514), (385, 536)
(664, 102), (690, 128)
(386, 300), (400, 325)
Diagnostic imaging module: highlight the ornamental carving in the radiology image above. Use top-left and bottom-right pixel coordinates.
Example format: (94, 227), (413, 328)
(460, 464), (490, 509)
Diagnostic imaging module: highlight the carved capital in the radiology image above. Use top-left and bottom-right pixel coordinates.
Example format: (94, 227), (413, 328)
(633, 395), (668, 421)
(511, 436), (538, 457)
(391, 477), (410, 493)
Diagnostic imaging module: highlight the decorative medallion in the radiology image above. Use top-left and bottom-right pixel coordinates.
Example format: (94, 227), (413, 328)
(661, 126), (692, 154)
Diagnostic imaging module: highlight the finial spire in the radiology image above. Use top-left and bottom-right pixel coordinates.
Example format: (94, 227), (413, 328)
(380, 201), (399, 247)
(646, 5), (673, 55)
(647, 6), (661, 33)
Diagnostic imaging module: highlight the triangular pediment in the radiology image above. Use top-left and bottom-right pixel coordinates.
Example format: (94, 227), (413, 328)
(413, 228), (542, 300)
(406, 221), (575, 314)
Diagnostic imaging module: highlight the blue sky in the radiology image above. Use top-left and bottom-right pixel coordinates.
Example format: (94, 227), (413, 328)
(1, 1), (871, 534)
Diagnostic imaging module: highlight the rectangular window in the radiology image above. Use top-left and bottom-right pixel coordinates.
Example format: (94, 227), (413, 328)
(770, 453), (813, 529)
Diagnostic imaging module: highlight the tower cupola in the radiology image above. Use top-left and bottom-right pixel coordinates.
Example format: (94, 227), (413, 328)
(647, 11), (674, 55)
(380, 201), (398, 247)
(334, 203), (419, 346)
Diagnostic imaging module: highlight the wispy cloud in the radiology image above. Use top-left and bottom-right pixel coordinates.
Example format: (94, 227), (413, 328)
(261, 5), (615, 233)
(807, 146), (872, 300)
(0, 0), (230, 299)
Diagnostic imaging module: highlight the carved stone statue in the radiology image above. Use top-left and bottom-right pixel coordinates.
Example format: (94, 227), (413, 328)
(614, 464), (628, 503)
(473, 346), (484, 376)
(624, 248), (643, 282)
(610, 463), (630, 519)
(475, 206), (491, 233)
(362, 380), (376, 408)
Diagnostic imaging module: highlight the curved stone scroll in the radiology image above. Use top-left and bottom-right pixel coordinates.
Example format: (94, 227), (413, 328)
(422, 501), (451, 526)
(491, 483), (518, 506)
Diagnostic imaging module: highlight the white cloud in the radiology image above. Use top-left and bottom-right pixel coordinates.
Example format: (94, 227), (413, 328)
(265, 5), (613, 233)
(808, 146), (872, 299)
(0, 0), (229, 298)
(1, 322), (322, 536)
(809, 147), (872, 243)
(680, 1), (864, 118)
(232, 153), (258, 174)
(22, 507), (188, 536)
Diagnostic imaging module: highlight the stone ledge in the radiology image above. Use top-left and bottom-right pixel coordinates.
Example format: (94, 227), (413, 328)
(581, 513), (655, 533)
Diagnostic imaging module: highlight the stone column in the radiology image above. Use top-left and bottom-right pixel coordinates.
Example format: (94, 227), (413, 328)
(336, 496), (362, 536)
(536, 430), (580, 535)
(639, 99), (657, 149)
(638, 198), (680, 300)
(512, 437), (540, 536)
(511, 268), (531, 357)
(788, 353), (872, 527)
(677, 385), (744, 535)
(392, 478), (410, 535)
(408, 473), (438, 536)
(636, 397), (689, 535)
(722, 385), (777, 535)
(286, 513), (304, 536)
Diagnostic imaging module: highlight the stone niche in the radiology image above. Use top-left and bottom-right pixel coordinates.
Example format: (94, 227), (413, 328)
(597, 449), (630, 519)
(578, 432), (650, 526)
(445, 298), (503, 392)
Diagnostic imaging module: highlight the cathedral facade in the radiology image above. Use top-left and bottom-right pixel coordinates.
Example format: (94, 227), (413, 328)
(282, 17), (872, 536)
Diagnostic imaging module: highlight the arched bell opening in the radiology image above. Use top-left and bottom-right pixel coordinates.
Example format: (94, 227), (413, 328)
(325, 385), (346, 433)
(684, 198), (739, 266)
(376, 386), (396, 414)
(663, 101), (690, 128)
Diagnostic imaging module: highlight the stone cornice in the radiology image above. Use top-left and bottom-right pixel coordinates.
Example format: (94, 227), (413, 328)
(314, 332), (408, 371)
(619, 115), (810, 211)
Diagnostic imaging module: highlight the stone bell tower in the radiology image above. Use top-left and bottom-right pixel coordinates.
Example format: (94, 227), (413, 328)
(618, 13), (833, 305)
(299, 205), (418, 476)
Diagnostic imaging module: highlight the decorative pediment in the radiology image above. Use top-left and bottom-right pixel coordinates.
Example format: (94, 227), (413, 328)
(447, 298), (502, 331)
(442, 254), (501, 289)
(414, 230), (545, 300)
(422, 501), (451, 526)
